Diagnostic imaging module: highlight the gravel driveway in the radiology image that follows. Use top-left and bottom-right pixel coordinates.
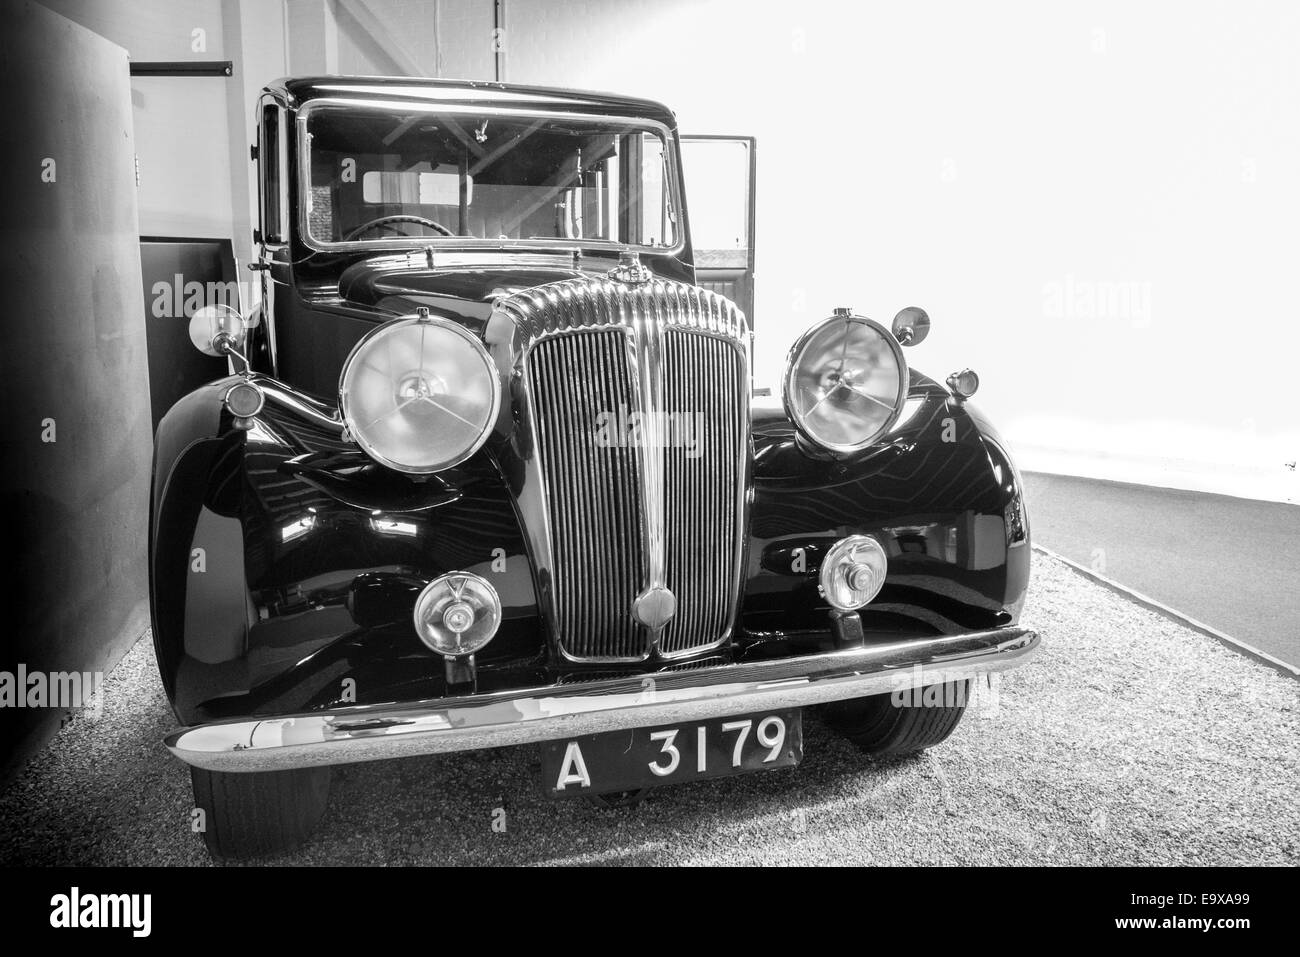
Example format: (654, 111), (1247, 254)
(2, 550), (1296, 866)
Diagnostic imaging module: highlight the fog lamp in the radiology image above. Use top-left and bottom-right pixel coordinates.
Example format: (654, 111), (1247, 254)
(947, 368), (980, 399)
(413, 572), (501, 658)
(820, 535), (888, 611)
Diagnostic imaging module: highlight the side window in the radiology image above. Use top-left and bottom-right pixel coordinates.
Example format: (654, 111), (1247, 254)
(259, 104), (284, 243)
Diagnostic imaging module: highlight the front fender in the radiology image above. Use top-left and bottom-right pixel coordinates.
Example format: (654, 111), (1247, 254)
(149, 377), (253, 718)
(149, 376), (540, 725)
(744, 369), (1030, 641)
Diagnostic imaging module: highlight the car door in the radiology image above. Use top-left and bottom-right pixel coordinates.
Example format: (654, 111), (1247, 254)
(680, 135), (756, 327)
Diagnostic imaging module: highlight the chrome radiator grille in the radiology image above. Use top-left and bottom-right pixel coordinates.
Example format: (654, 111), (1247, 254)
(500, 276), (750, 663)
(530, 331), (646, 660)
(659, 331), (746, 655)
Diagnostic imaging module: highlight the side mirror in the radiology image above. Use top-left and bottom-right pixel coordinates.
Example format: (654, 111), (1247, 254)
(891, 306), (931, 347)
(188, 303), (248, 358)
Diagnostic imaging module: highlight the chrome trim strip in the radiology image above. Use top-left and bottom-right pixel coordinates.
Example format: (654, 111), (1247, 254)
(361, 249), (594, 273)
(165, 627), (1039, 772)
(253, 376), (345, 434)
(632, 282), (670, 645)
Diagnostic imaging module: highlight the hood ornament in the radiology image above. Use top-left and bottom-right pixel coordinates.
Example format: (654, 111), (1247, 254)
(609, 250), (652, 285)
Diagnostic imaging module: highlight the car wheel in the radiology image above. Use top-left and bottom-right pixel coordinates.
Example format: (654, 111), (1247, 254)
(190, 765), (331, 861)
(822, 680), (969, 757)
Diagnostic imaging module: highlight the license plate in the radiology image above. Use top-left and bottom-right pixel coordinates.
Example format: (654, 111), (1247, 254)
(541, 710), (803, 797)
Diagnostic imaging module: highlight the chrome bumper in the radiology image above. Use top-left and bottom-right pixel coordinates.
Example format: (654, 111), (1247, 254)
(165, 626), (1039, 772)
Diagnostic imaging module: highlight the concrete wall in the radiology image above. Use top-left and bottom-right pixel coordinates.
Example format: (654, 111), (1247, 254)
(0, 1), (152, 772)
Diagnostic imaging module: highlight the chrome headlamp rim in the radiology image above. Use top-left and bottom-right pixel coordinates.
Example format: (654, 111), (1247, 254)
(338, 314), (501, 475)
(781, 312), (909, 454)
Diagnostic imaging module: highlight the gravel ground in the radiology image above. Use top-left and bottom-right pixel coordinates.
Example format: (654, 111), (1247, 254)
(1, 550), (1297, 866)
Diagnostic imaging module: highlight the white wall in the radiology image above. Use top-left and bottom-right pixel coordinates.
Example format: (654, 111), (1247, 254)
(498, 0), (1300, 502)
(288, 0), (493, 79)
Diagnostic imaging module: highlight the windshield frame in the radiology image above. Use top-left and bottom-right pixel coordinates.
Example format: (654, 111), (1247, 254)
(295, 97), (686, 257)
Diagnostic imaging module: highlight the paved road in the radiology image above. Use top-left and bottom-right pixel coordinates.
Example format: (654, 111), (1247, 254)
(1, 552), (1295, 866)
(1022, 472), (1300, 668)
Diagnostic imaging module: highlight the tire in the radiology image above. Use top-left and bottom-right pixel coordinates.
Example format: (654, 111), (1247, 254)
(190, 765), (332, 861)
(822, 680), (969, 757)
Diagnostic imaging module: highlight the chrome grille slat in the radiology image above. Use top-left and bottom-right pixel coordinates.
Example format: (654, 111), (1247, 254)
(530, 330), (645, 660)
(503, 277), (749, 663)
(659, 329), (746, 655)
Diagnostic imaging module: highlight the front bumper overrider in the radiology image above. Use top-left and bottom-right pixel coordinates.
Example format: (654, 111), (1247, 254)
(165, 625), (1039, 772)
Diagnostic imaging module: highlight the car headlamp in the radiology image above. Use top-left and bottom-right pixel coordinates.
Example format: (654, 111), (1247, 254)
(339, 311), (500, 473)
(783, 308), (908, 453)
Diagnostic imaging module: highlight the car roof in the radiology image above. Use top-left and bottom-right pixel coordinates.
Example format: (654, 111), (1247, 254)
(268, 76), (678, 127)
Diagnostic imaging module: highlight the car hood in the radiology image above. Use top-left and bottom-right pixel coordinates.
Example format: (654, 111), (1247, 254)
(336, 258), (594, 330)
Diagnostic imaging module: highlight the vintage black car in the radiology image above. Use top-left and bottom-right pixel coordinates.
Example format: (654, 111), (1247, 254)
(153, 76), (1038, 860)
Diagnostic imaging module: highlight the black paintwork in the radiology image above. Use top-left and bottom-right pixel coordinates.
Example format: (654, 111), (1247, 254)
(151, 78), (1030, 725)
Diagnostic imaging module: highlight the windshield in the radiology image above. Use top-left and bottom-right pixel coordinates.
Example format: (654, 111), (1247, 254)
(301, 104), (680, 250)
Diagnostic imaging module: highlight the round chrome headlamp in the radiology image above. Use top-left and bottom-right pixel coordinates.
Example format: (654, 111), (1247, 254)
(783, 310), (908, 452)
(339, 314), (500, 474)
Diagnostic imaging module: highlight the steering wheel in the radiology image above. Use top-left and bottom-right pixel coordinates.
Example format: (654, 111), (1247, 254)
(344, 214), (456, 241)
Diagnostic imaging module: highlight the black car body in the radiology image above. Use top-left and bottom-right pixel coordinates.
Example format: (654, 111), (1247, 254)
(152, 76), (1037, 858)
